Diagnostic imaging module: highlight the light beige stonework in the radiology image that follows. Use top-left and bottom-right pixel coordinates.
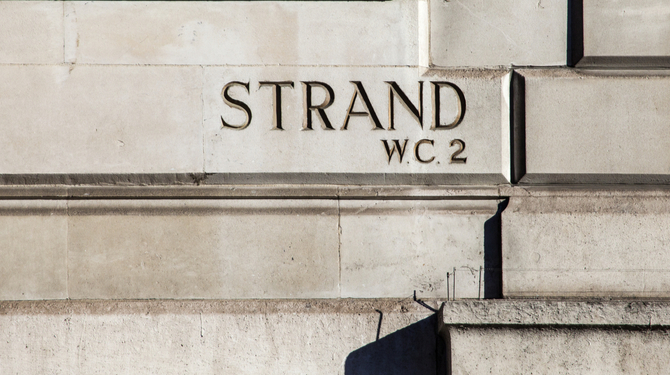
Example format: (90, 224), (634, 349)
(503, 196), (670, 298)
(340, 199), (499, 299)
(204, 67), (510, 184)
(0, 2), (63, 64)
(0, 65), (202, 174)
(0, 201), (67, 300)
(520, 69), (670, 183)
(448, 326), (670, 374)
(429, 0), (566, 67)
(0, 196), (496, 300)
(67, 200), (340, 299)
(584, 0), (670, 57)
(69, 0), (418, 66)
(0, 300), (435, 375)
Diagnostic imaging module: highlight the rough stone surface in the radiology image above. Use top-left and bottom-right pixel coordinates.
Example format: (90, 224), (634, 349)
(503, 196), (670, 298)
(520, 69), (670, 184)
(0, 299), (438, 375)
(429, 0), (566, 67)
(448, 326), (670, 375)
(0, 65), (202, 174)
(440, 300), (670, 326)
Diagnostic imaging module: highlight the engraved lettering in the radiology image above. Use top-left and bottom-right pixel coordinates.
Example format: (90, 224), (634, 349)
(449, 139), (467, 164)
(259, 81), (294, 130)
(221, 81), (252, 130)
(301, 81), (335, 130)
(381, 139), (409, 164)
(431, 82), (466, 130)
(386, 81), (423, 130)
(414, 139), (435, 163)
(342, 81), (384, 131)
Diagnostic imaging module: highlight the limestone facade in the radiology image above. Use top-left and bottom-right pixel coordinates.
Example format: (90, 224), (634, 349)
(1, 1), (670, 373)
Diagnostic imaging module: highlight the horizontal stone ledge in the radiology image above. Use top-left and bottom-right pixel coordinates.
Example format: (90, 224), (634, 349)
(6, 184), (670, 199)
(0, 298), (431, 316)
(439, 300), (670, 327)
(0, 184), (505, 199)
(576, 56), (670, 70)
(0, 173), (510, 186)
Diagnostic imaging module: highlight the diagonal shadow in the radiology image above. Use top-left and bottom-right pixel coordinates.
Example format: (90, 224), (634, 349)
(344, 314), (447, 375)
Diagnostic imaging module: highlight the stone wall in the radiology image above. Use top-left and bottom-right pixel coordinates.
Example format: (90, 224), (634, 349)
(2, 1), (670, 373)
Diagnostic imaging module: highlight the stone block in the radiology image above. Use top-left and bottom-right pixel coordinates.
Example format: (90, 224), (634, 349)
(429, 0), (566, 67)
(448, 326), (670, 374)
(503, 196), (670, 298)
(584, 0), (670, 60)
(0, 2), (63, 64)
(67, 200), (339, 299)
(340, 199), (499, 299)
(0, 65), (202, 174)
(0, 201), (67, 300)
(204, 67), (511, 184)
(0, 300), (435, 375)
(520, 69), (670, 184)
(71, 0), (417, 66)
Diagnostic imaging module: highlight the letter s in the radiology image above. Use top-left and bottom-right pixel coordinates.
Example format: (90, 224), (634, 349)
(221, 81), (252, 130)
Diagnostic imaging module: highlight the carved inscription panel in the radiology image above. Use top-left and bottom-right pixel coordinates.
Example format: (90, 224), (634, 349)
(203, 67), (510, 183)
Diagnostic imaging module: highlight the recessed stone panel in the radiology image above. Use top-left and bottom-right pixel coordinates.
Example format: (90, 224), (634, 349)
(340, 199), (499, 299)
(71, 0), (417, 66)
(521, 69), (670, 184)
(503, 196), (670, 298)
(67, 200), (339, 299)
(429, 0), (566, 67)
(204, 67), (510, 184)
(0, 65), (202, 174)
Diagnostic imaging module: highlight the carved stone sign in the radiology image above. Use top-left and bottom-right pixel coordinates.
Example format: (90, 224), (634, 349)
(204, 67), (510, 184)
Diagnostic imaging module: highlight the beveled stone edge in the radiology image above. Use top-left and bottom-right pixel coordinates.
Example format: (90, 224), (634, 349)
(0, 298), (433, 316)
(7, 184), (670, 199)
(0, 184), (506, 199)
(520, 173), (670, 185)
(577, 56), (670, 70)
(439, 300), (670, 327)
(0, 173), (508, 186)
(22, 298), (666, 325)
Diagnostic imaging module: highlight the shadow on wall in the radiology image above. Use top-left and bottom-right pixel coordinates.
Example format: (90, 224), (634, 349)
(344, 314), (447, 375)
(483, 199), (508, 299)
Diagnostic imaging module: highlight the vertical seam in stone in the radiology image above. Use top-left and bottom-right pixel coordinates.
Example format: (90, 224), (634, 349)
(62, 1), (66, 64)
(201, 65), (205, 173)
(65, 197), (70, 299)
(427, 0), (432, 67)
(337, 196), (342, 297)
